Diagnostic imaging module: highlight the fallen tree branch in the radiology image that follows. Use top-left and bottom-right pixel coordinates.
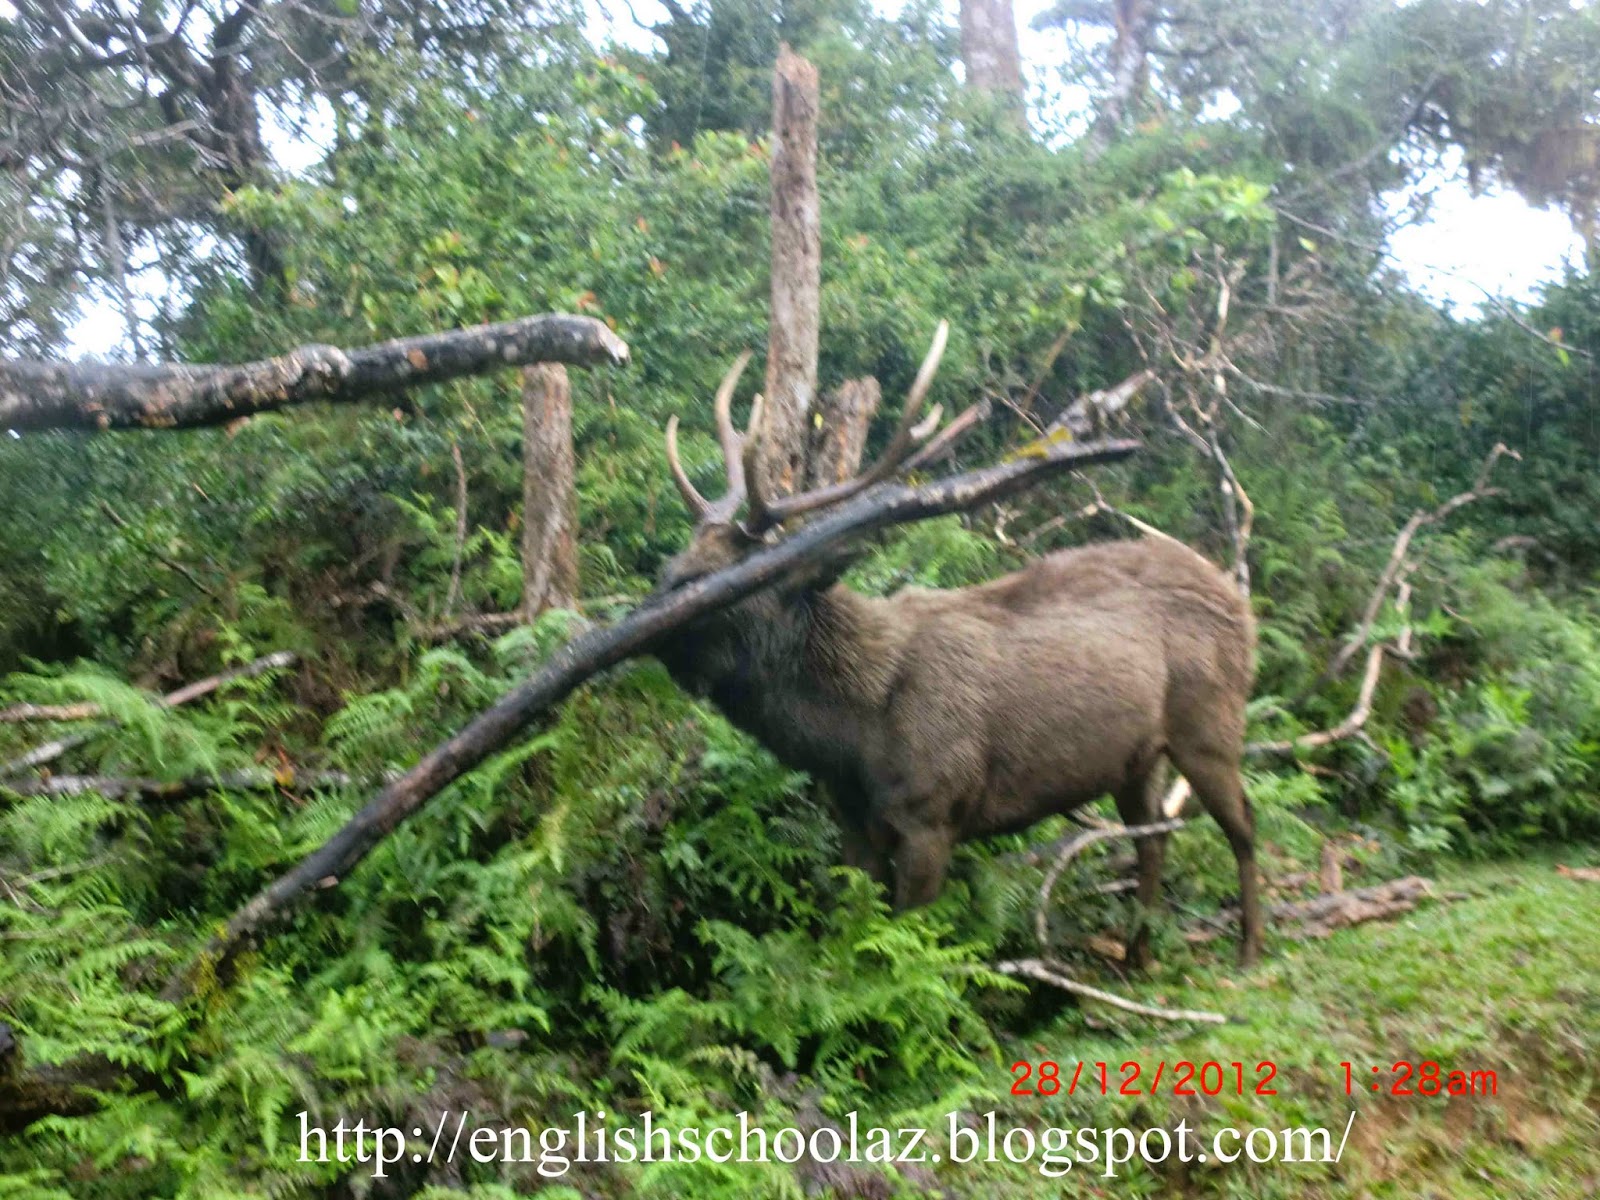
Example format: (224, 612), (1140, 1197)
(0, 702), (102, 724)
(1252, 442), (1516, 760)
(1160, 774), (1192, 819)
(417, 611), (528, 642)
(1250, 574), (1413, 758)
(0, 651), (296, 776)
(1047, 369), (1157, 439)
(1186, 875), (1450, 942)
(0, 314), (629, 432)
(163, 435), (1141, 1000)
(417, 610), (604, 644)
(0, 1028), (155, 1134)
(992, 958), (1229, 1025)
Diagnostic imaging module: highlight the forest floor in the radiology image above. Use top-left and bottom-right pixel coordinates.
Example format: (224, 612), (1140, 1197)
(973, 856), (1600, 1198)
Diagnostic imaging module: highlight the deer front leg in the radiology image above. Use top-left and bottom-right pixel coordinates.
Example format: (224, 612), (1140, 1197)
(837, 807), (893, 888)
(874, 706), (977, 910)
(890, 824), (955, 909)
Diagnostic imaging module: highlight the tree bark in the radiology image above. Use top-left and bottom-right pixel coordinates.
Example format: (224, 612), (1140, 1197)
(959, 0), (1027, 126)
(165, 432), (1141, 999)
(0, 314), (628, 432)
(760, 45), (822, 499)
(520, 364), (579, 617)
(1089, 0), (1153, 151)
(804, 377), (881, 489)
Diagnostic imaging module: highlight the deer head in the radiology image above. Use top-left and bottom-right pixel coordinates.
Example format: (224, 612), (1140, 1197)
(658, 321), (954, 591)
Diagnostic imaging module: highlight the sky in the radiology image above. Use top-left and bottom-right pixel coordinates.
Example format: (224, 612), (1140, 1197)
(1383, 168), (1587, 309)
(60, 0), (1589, 357)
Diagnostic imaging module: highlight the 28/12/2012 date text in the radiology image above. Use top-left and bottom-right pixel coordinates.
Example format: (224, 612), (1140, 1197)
(1011, 1061), (1279, 1098)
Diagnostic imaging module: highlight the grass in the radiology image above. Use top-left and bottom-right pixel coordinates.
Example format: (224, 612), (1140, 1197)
(963, 857), (1600, 1198)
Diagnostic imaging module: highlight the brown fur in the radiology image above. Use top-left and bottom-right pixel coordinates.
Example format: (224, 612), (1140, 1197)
(656, 532), (1263, 966)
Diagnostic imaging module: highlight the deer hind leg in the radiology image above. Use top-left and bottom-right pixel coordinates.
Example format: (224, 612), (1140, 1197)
(1113, 761), (1170, 970)
(1168, 737), (1263, 968)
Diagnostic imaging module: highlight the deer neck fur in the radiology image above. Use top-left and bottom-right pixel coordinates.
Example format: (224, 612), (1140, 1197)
(661, 584), (902, 791)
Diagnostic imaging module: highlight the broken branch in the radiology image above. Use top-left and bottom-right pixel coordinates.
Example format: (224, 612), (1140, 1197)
(0, 768), (364, 803)
(1324, 443), (1516, 681)
(992, 958), (1228, 1025)
(0, 314), (628, 432)
(1250, 573), (1412, 758)
(1035, 816), (1188, 950)
(1187, 875), (1451, 942)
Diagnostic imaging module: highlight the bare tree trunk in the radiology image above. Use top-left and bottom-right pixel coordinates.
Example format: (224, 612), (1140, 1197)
(959, 0), (1027, 126)
(1089, 0), (1153, 151)
(521, 363), (578, 616)
(760, 44), (822, 499)
(805, 377), (881, 489)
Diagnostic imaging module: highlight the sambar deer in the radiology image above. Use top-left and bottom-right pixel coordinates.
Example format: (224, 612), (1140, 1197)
(653, 325), (1263, 966)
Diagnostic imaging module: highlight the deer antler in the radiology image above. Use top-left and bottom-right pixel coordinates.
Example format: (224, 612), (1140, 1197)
(667, 323), (957, 534)
(744, 320), (951, 531)
(664, 351), (753, 522)
(664, 416), (709, 519)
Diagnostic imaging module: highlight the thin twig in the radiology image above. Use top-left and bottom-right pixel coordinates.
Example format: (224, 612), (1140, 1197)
(1035, 817), (1188, 949)
(97, 499), (217, 599)
(0, 701), (103, 724)
(1023, 475), (1181, 549)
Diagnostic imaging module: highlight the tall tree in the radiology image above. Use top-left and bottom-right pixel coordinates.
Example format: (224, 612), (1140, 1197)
(959, 0), (1027, 125)
(759, 43), (823, 497)
(1094, 0), (1152, 148)
(520, 363), (579, 616)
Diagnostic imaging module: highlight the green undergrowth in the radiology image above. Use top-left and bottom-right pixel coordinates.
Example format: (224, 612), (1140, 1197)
(976, 856), (1600, 1198)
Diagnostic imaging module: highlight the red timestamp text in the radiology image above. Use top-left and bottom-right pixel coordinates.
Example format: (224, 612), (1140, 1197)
(1010, 1060), (1279, 1098)
(1342, 1061), (1499, 1097)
